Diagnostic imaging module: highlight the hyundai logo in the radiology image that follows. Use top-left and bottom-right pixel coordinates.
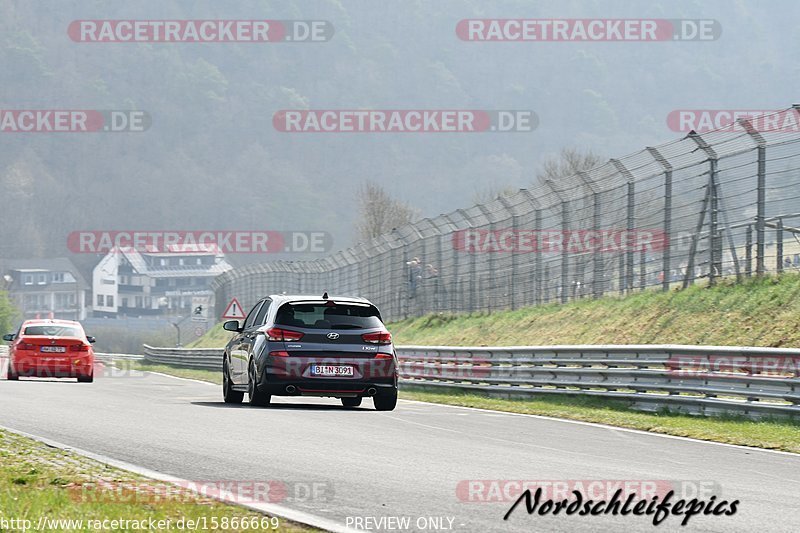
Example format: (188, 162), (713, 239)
(326, 332), (340, 340)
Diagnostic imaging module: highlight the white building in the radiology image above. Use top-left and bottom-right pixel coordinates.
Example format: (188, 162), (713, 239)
(1, 258), (89, 320)
(92, 246), (233, 318)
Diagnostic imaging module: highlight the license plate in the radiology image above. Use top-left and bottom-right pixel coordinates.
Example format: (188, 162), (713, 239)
(40, 346), (66, 353)
(310, 365), (354, 377)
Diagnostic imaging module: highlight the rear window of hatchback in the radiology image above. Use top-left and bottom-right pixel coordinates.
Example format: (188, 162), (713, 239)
(275, 302), (383, 330)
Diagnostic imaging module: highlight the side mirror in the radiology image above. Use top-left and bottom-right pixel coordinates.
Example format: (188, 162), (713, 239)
(2, 333), (13, 342)
(86, 336), (96, 344)
(223, 320), (242, 332)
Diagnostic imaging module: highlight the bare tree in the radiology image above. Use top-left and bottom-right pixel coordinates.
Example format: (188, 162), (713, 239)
(535, 147), (603, 185)
(471, 183), (517, 204)
(355, 181), (418, 241)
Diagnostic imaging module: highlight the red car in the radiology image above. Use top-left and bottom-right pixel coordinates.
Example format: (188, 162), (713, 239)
(3, 319), (96, 382)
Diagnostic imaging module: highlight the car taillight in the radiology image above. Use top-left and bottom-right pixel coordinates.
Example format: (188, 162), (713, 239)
(269, 351), (290, 357)
(362, 331), (392, 345)
(70, 344), (90, 352)
(18, 342), (36, 351)
(375, 353), (393, 359)
(265, 328), (304, 342)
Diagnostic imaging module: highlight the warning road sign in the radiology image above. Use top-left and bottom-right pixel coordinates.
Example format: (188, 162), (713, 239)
(221, 298), (246, 320)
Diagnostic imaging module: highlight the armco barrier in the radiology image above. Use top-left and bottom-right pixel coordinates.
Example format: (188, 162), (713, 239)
(140, 343), (800, 418)
(143, 345), (222, 370)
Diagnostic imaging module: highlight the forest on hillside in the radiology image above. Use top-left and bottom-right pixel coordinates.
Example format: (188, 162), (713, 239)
(1, 0), (796, 278)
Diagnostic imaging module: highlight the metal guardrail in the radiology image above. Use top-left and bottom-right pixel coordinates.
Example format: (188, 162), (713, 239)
(142, 344), (222, 370)
(397, 345), (800, 418)
(94, 352), (145, 362)
(137, 343), (800, 418)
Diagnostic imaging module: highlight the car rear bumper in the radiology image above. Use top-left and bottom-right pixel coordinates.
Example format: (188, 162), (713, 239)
(260, 380), (396, 398)
(11, 355), (94, 378)
(258, 355), (397, 397)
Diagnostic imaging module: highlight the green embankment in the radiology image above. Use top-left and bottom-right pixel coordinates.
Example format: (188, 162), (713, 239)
(192, 274), (800, 349)
(391, 274), (800, 347)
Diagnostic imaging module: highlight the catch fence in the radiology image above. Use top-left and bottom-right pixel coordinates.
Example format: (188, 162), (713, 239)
(213, 107), (800, 322)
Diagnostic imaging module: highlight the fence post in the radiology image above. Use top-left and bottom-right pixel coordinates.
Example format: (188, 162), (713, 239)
(777, 218), (784, 273)
(610, 159), (636, 293)
(575, 171), (603, 299)
(434, 220), (447, 313)
(498, 195), (518, 310)
(688, 132), (721, 286)
(561, 200), (569, 303)
(646, 147), (673, 291)
(709, 158), (720, 285)
(745, 225), (753, 277)
(541, 181), (570, 304)
(519, 189), (542, 307)
(476, 205), (494, 312)
(535, 208), (543, 305)
(455, 209), (470, 314)
(627, 181), (635, 291)
(739, 118), (767, 277)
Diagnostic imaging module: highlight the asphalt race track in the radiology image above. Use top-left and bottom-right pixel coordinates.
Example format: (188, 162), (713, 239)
(1, 361), (798, 532)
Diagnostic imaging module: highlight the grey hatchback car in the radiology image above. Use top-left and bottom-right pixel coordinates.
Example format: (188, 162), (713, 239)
(222, 294), (398, 411)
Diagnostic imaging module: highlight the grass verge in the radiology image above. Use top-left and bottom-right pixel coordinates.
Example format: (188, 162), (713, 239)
(117, 360), (800, 454)
(401, 389), (800, 454)
(0, 429), (317, 532)
(120, 359), (222, 385)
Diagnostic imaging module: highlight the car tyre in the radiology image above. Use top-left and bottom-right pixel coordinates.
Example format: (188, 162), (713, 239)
(248, 360), (271, 407)
(222, 358), (244, 404)
(6, 366), (18, 380)
(373, 390), (397, 411)
(77, 373), (93, 383)
(341, 397), (362, 408)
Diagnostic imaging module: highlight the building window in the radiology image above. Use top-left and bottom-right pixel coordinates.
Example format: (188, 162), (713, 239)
(160, 259), (167, 266)
(23, 274), (33, 285)
(37, 274), (46, 285)
(52, 272), (65, 283)
(97, 294), (104, 306)
(107, 295), (114, 308)
(179, 258), (185, 266)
